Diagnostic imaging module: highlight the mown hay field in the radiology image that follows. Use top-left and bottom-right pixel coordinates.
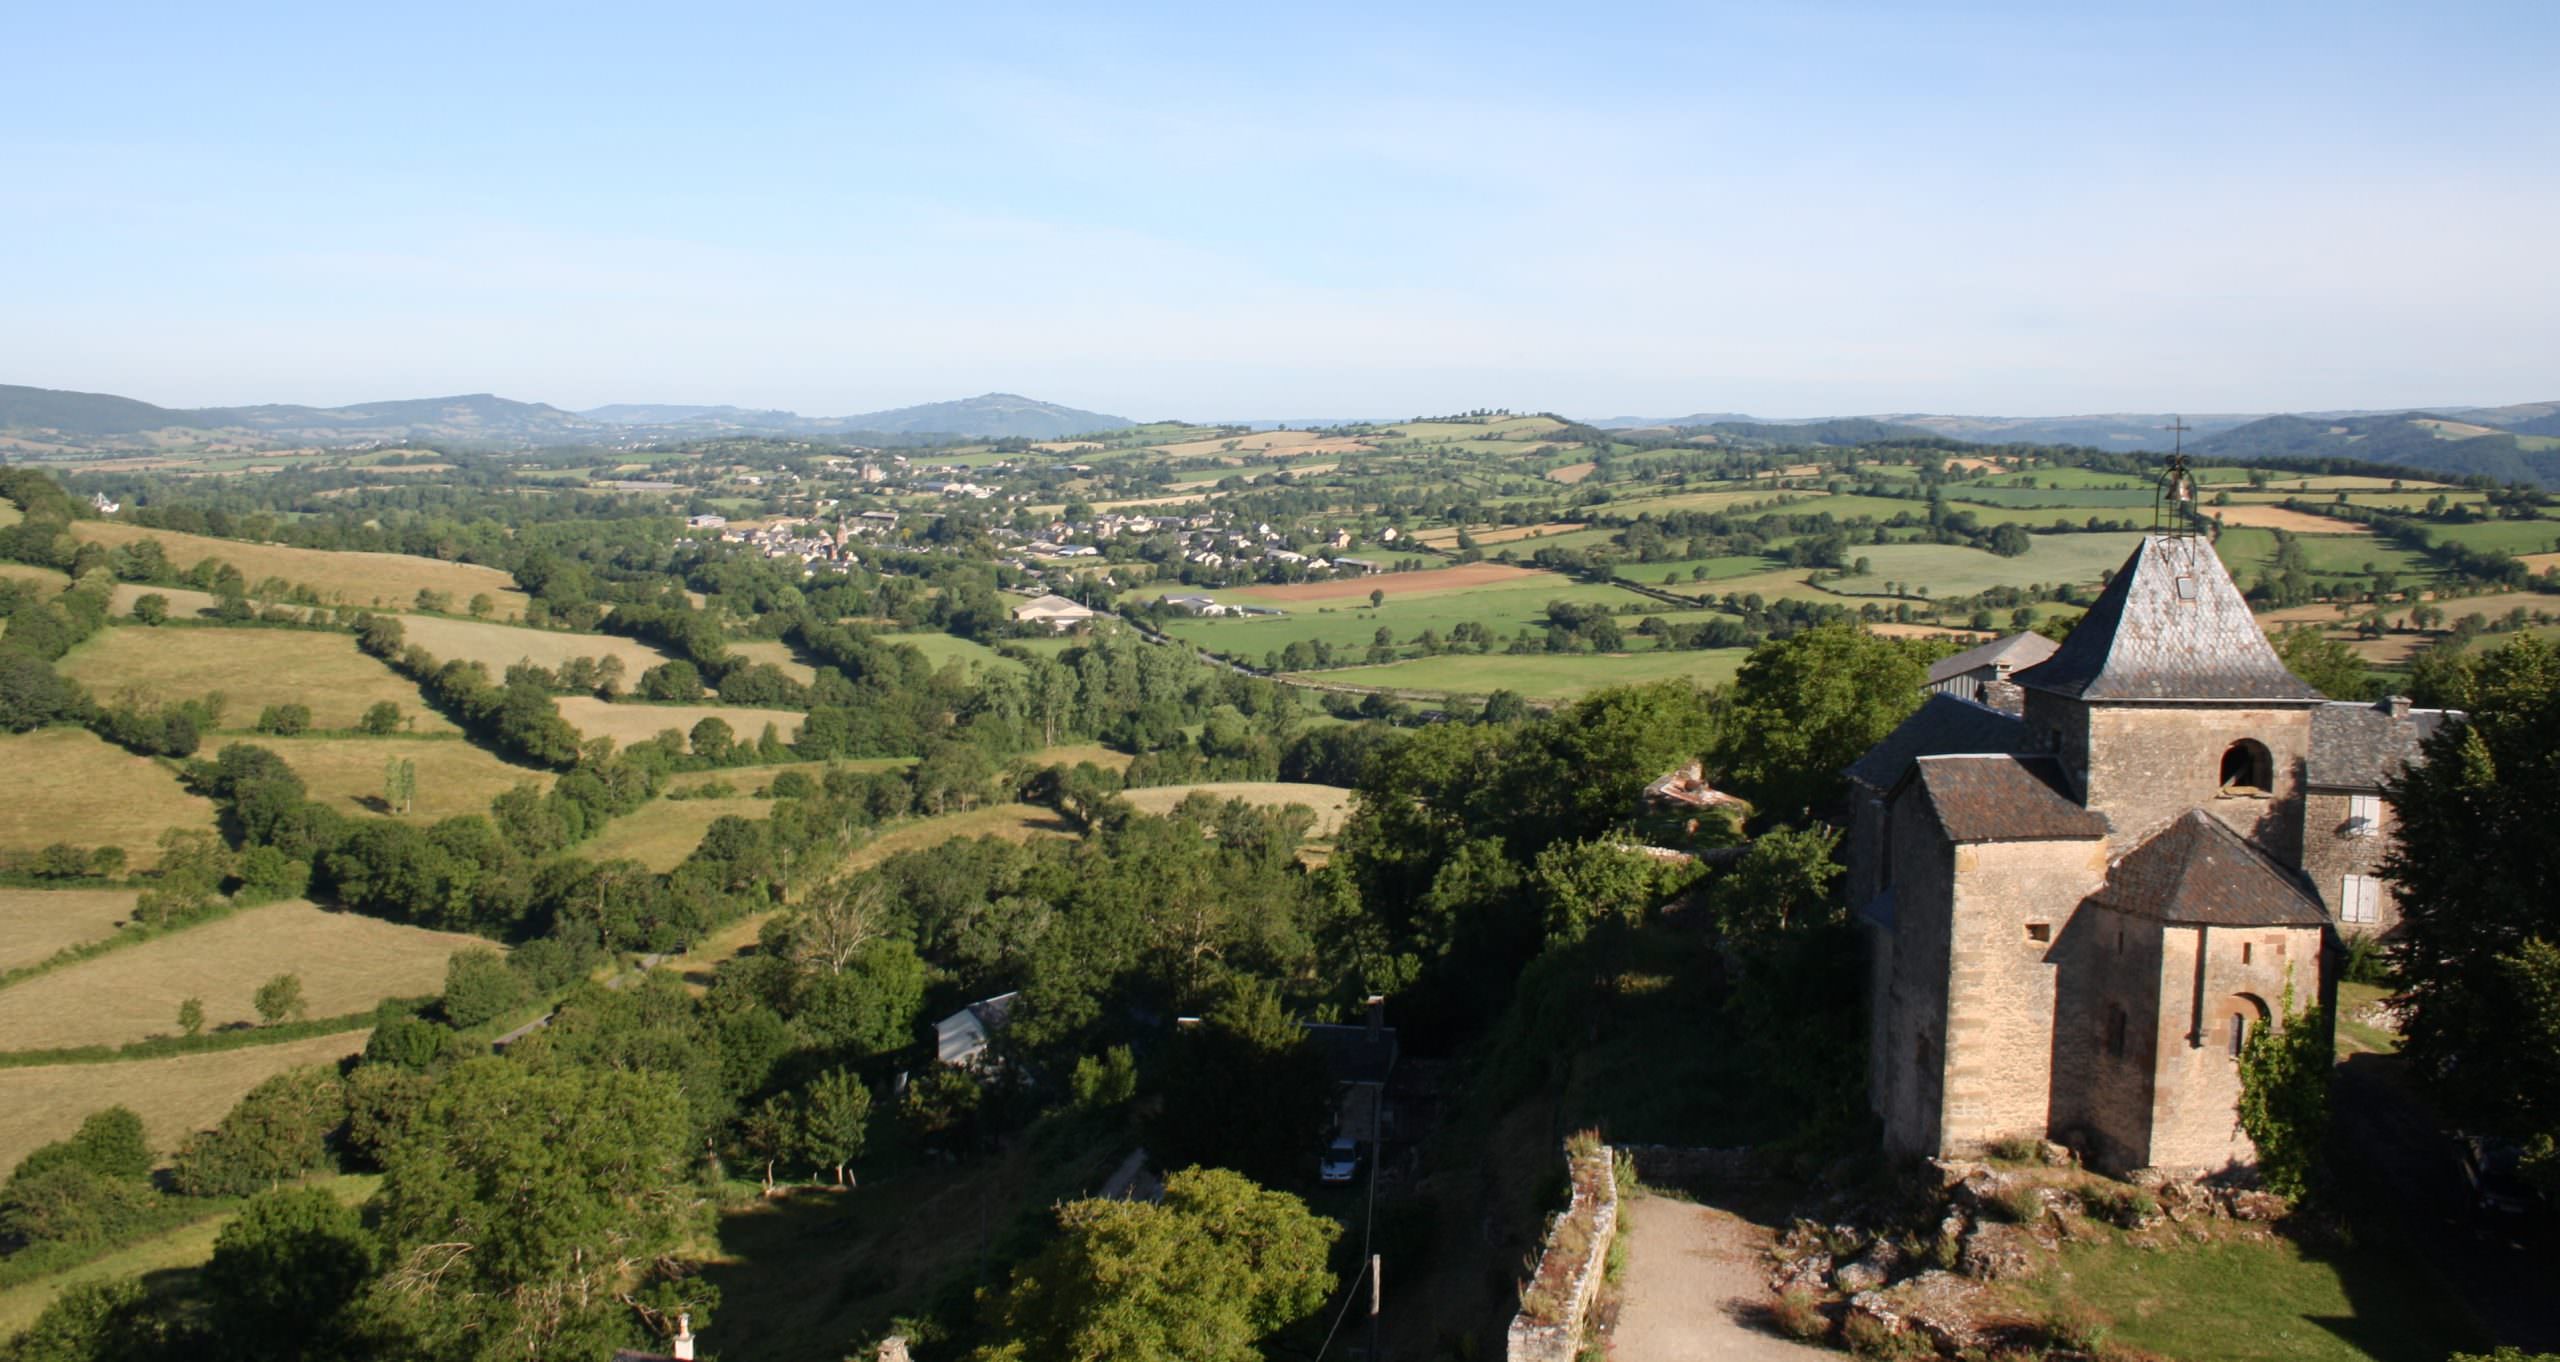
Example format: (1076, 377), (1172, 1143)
(1229, 561), (1549, 604)
(58, 626), (455, 733)
(396, 614), (673, 676)
(556, 697), (805, 748)
(0, 562), (67, 591)
(725, 638), (819, 684)
(68, 521), (530, 615)
(1154, 576), (1642, 659)
(107, 582), (225, 620)
(1817, 534), (2144, 600)
(270, 735), (552, 821)
(0, 1033), (369, 1175)
(878, 631), (1023, 674)
(1118, 782), (1355, 837)
(1411, 521), (1586, 549)
(0, 900), (484, 1050)
(0, 729), (218, 868)
(0, 889), (140, 973)
(1298, 647), (1750, 700)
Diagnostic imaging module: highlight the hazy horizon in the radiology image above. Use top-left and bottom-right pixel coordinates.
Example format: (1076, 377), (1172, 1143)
(9, 2), (2555, 419)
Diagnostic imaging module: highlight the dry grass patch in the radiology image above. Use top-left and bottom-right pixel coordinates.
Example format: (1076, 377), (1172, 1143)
(396, 614), (673, 676)
(0, 890), (141, 973)
(69, 521), (528, 614)
(106, 583), (225, 620)
(270, 736), (552, 821)
(0, 900), (482, 1050)
(0, 1032), (369, 1175)
(1230, 561), (1553, 604)
(726, 639), (819, 684)
(1412, 521), (1587, 549)
(557, 697), (805, 748)
(0, 562), (67, 591)
(2209, 505), (2370, 534)
(58, 627), (454, 733)
(1118, 782), (1355, 837)
(0, 729), (218, 869)
(1545, 461), (1598, 484)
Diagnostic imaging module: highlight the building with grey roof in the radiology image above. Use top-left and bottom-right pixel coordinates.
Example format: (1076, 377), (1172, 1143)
(1923, 631), (2058, 706)
(1847, 531), (2451, 1177)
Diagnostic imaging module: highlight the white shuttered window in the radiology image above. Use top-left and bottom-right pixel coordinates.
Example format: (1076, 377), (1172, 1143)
(2340, 873), (2382, 925)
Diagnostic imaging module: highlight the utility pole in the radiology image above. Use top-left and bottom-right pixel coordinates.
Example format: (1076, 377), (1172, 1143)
(1367, 1253), (1380, 1361)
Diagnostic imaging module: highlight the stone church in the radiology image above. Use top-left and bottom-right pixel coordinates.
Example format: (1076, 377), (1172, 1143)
(1846, 532), (2450, 1175)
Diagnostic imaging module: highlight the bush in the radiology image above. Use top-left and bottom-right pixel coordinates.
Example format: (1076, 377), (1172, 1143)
(1769, 1285), (1827, 1341)
(2077, 1182), (2158, 1228)
(2043, 1299), (2113, 1353)
(1841, 1310), (1931, 1359)
(1993, 1182), (2048, 1225)
(1985, 1134), (2044, 1163)
(0, 1163), (158, 1248)
(10, 1107), (152, 1183)
(2341, 931), (2393, 985)
(440, 947), (529, 1029)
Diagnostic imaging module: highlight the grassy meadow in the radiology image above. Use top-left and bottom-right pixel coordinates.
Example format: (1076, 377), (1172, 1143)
(0, 729), (218, 868)
(725, 638), (820, 683)
(58, 626), (454, 733)
(1301, 647), (1750, 700)
(878, 631), (1024, 674)
(0, 1032), (371, 1175)
(1150, 571), (1645, 659)
(574, 795), (776, 872)
(1117, 781), (1356, 837)
(0, 900), (482, 1050)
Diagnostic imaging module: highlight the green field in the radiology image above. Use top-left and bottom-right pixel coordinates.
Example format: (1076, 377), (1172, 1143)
(2417, 518), (2560, 556)
(576, 795), (774, 872)
(878, 631), (1025, 674)
(1155, 577), (1649, 659)
(2214, 528), (2435, 580)
(0, 1033), (370, 1178)
(1942, 485), (2161, 508)
(2011, 1233), (2475, 1362)
(1298, 647), (1749, 700)
(270, 734), (553, 821)
(1609, 554), (1779, 586)
(1820, 534), (2145, 600)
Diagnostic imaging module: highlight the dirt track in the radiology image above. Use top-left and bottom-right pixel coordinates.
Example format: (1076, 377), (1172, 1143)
(1611, 1196), (1834, 1362)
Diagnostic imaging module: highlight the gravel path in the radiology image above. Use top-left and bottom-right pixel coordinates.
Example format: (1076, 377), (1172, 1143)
(1612, 1195), (1835, 1362)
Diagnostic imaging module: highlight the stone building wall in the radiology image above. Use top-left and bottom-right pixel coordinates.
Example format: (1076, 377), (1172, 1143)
(1935, 838), (2107, 1154)
(2296, 790), (2400, 936)
(2050, 902), (2165, 1172)
(2144, 922), (2325, 1174)
(1876, 794), (1957, 1156)
(2080, 705), (2314, 863)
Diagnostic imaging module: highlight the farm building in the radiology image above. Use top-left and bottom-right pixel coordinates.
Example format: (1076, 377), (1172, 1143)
(1847, 532), (2450, 1176)
(1010, 594), (1098, 632)
(935, 991), (1021, 1067)
(1922, 631), (2057, 705)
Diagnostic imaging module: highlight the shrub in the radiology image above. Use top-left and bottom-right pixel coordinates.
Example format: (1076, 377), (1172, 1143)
(439, 947), (529, 1029)
(2341, 931), (2393, 984)
(2077, 1182), (2159, 1227)
(1770, 1285), (1827, 1341)
(253, 972), (308, 1024)
(1993, 1182), (2048, 1225)
(2043, 1299), (2113, 1353)
(1841, 1310), (1931, 1359)
(0, 1163), (158, 1248)
(1985, 1134), (2044, 1163)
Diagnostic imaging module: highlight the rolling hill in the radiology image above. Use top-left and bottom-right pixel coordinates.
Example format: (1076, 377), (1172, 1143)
(2190, 411), (2560, 487)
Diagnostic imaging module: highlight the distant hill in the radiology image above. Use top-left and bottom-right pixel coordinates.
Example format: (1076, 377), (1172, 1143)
(2190, 410), (2560, 487)
(1701, 417), (1935, 446)
(1, 384), (1134, 450)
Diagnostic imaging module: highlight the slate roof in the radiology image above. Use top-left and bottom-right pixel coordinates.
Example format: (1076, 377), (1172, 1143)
(1905, 754), (2110, 843)
(2011, 535), (2322, 704)
(2306, 699), (2458, 790)
(2086, 810), (2329, 927)
(1926, 631), (2059, 686)
(1846, 694), (2036, 791)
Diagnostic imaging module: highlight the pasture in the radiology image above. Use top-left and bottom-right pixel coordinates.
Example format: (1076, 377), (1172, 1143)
(1300, 647), (1750, 700)
(878, 631), (1024, 674)
(0, 889), (140, 974)
(0, 562), (68, 591)
(0, 900), (483, 1050)
(271, 735), (552, 821)
(1411, 521), (1587, 549)
(105, 583), (226, 621)
(1820, 534), (2144, 600)
(1229, 560), (1549, 604)
(397, 614), (673, 677)
(1156, 575), (1646, 659)
(58, 626), (454, 733)
(0, 729), (218, 868)
(67, 521), (530, 615)
(556, 697), (805, 748)
(0, 1033), (369, 1176)
(2206, 504), (2366, 533)
(2418, 517), (2560, 556)
(1118, 782), (1355, 838)
(574, 795), (774, 872)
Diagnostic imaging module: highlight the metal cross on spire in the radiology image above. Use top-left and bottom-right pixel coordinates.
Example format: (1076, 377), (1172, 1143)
(2155, 415), (2200, 535)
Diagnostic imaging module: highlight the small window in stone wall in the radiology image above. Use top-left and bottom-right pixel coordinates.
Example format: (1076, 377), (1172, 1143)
(2105, 1005), (2128, 1059)
(2026, 922), (2051, 943)
(2341, 874), (2382, 925)
(2242, 942), (2253, 965)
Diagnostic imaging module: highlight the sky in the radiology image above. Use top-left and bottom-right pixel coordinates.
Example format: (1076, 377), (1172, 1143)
(6, 1), (2556, 422)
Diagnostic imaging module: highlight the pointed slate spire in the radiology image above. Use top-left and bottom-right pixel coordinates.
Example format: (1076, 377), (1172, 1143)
(2011, 534), (2321, 703)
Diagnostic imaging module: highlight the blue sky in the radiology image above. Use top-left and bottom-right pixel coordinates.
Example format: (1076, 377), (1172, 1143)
(6, 2), (2554, 420)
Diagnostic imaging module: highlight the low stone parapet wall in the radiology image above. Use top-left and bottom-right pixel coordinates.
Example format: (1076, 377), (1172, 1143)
(1505, 1139), (1619, 1362)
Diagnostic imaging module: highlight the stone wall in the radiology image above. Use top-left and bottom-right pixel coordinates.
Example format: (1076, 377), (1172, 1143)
(1876, 791), (1958, 1156)
(2082, 704), (2315, 863)
(1505, 1143), (1618, 1362)
(2147, 921), (2325, 1174)
(2050, 902), (2165, 1172)
(2297, 789), (2399, 936)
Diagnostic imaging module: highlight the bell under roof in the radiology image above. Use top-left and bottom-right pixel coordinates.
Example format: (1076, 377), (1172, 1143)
(2010, 534), (2322, 704)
